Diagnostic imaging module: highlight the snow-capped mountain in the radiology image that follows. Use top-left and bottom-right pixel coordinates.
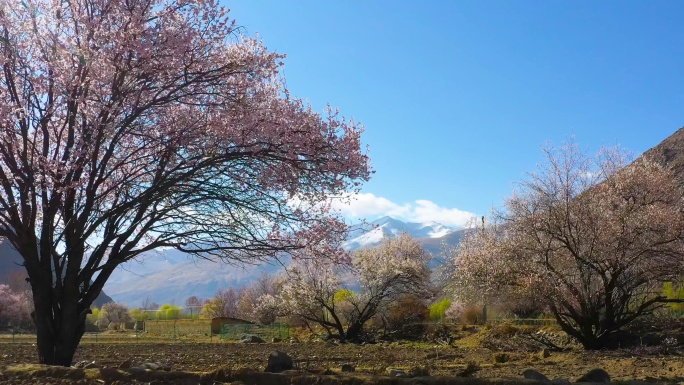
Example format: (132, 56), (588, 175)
(103, 216), (465, 306)
(344, 216), (456, 251)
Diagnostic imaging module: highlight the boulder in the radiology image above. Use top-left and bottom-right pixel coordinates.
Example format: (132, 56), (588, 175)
(387, 368), (408, 378)
(134, 362), (171, 371)
(83, 362), (101, 369)
(577, 368), (610, 383)
(72, 361), (90, 369)
(539, 348), (551, 359)
(240, 334), (265, 343)
(341, 363), (355, 372)
(118, 359), (134, 369)
(264, 350), (294, 373)
(523, 369), (550, 382)
(271, 337), (282, 343)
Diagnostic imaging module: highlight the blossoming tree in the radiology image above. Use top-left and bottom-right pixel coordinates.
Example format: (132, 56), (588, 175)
(280, 233), (432, 341)
(451, 142), (684, 349)
(0, 284), (27, 326)
(0, 0), (370, 365)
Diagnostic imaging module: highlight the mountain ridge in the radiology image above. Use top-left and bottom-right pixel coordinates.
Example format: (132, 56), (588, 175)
(103, 216), (465, 306)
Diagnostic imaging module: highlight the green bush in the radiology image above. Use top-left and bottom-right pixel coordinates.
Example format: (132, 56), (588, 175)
(663, 281), (684, 316)
(429, 299), (451, 322)
(156, 304), (182, 320)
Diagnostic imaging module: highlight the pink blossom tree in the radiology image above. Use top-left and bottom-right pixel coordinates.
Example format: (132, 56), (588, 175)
(201, 288), (239, 319)
(451, 142), (684, 349)
(0, 284), (22, 326)
(0, 0), (370, 365)
(184, 296), (203, 318)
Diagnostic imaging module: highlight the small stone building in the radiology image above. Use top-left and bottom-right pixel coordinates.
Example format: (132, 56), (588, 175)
(210, 317), (253, 334)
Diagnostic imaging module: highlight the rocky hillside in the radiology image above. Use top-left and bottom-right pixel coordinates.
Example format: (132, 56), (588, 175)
(642, 126), (684, 187)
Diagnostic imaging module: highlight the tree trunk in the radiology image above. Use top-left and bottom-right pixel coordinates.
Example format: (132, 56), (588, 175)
(35, 318), (85, 366)
(553, 311), (609, 350)
(577, 333), (607, 350)
(31, 279), (87, 366)
(34, 313), (86, 365)
(344, 321), (363, 342)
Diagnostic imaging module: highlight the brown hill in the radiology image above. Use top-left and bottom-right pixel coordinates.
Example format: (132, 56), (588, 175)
(642, 126), (684, 186)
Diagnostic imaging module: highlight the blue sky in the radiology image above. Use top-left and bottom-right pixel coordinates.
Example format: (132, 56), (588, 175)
(226, 1), (684, 227)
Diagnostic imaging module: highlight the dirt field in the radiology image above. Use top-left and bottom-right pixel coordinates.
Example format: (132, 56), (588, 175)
(0, 325), (683, 384)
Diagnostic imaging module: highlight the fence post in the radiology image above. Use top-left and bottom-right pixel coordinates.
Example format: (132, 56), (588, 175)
(173, 320), (177, 340)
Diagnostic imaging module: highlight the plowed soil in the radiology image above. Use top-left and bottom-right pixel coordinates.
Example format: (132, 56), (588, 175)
(0, 326), (683, 384)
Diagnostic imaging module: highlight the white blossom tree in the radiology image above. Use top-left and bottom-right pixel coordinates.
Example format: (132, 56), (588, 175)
(281, 233), (432, 341)
(98, 302), (132, 327)
(451, 142), (684, 349)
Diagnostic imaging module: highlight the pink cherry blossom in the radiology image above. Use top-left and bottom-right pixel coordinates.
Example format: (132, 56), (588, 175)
(0, 0), (370, 365)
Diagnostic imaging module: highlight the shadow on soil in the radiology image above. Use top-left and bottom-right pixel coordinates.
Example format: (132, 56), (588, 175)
(0, 364), (678, 385)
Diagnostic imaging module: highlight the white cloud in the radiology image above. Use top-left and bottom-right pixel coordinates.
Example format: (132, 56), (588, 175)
(330, 193), (476, 228)
(411, 200), (477, 227)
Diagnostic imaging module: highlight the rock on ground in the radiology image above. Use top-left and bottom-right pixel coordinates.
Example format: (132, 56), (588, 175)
(387, 368), (408, 378)
(264, 350), (293, 373)
(523, 369), (550, 382)
(577, 368), (611, 383)
(240, 334), (265, 343)
(134, 362), (171, 371)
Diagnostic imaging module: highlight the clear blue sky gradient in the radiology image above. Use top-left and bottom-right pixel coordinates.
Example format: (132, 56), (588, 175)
(224, 1), (684, 221)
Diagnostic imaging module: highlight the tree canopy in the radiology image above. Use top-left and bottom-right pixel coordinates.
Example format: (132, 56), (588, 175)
(280, 233), (432, 341)
(0, 0), (370, 365)
(451, 142), (684, 349)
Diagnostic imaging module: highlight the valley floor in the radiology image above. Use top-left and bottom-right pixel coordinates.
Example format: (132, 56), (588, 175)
(0, 332), (683, 383)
